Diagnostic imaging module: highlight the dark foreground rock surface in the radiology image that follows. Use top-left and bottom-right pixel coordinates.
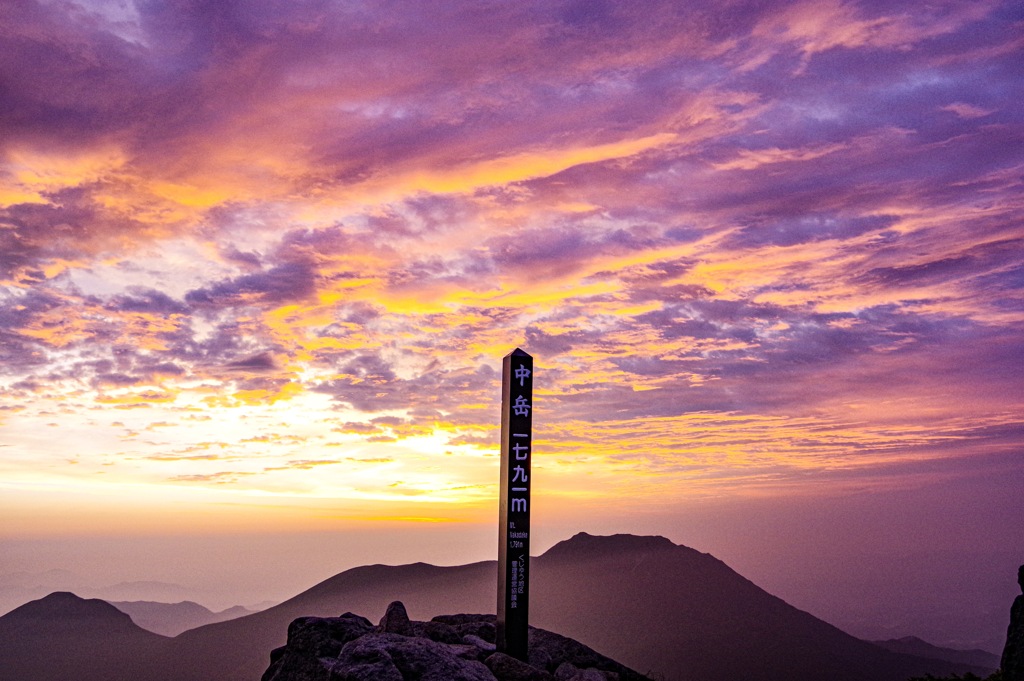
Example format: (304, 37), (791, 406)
(1002, 565), (1024, 681)
(262, 600), (653, 681)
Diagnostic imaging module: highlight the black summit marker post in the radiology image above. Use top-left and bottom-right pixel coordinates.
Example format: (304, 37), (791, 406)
(497, 348), (533, 660)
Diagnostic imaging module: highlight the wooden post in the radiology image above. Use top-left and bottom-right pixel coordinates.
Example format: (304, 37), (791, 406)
(497, 348), (533, 660)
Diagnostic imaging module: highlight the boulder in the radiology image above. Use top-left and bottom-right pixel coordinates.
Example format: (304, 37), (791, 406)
(413, 620), (462, 644)
(263, 613), (374, 681)
(485, 651), (554, 680)
(465, 634), (497, 653)
(554, 663), (621, 681)
(432, 614), (497, 643)
(379, 601), (414, 636)
(1001, 565), (1024, 681)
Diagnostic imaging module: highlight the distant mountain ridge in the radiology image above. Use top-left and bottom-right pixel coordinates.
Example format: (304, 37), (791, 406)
(109, 600), (257, 637)
(872, 635), (1001, 670)
(0, 533), (1000, 681)
(0, 573), (194, 618)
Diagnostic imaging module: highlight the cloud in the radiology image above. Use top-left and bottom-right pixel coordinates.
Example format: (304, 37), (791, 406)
(264, 459), (343, 472)
(168, 471), (256, 484)
(0, 0), (1020, 514)
(855, 238), (1023, 289)
(225, 353), (278, 373)
(0, 2), (153, 153)
(742, 0), (998, 72)
(315, 355), (499, 422)
(185, 261), (318, 307)
(107, 288), (189, 315)
(942, 102), (995, 119)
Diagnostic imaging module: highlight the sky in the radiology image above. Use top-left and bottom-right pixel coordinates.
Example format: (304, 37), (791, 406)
(1, 0), (1023, 651)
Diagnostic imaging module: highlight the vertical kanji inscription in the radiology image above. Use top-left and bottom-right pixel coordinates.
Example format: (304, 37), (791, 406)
(497, 348), (533, 660)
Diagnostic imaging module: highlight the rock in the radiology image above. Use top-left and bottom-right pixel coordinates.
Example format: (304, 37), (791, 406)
(555, 662), (581, 680)
(451, 642), (493, 662)
(527, 628), (646, 681)
(433, 614), (497, 643)
(379, 600), (413, 636)
(465, 633), (497, 653)
(554, 663), (619, 681)
(1002, 565), (1024, 681)
(579, 671), (617, 681)
(433, 614), (497, 626)
(330, 632), (494, 681)
(554, 662), (579, 680)
(262, 613), (374, 681)
(485, 651), (554, 680)
(327, 636), (405, 681)
(414, 619), (462, 644)
(263, 603), (652, 681)
(459, 621), (497, 643)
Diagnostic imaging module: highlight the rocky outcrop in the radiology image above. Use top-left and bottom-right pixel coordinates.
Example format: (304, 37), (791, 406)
(262, 601), (652, 681)
(1002, 565), (1024, 681)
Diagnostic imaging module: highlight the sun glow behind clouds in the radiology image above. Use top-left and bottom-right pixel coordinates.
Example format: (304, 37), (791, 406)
(0, 0), (1022, 545)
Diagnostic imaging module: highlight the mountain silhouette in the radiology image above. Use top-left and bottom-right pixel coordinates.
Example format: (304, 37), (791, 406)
(109, 600), (256, 636)
(532, 533), (992, 680)
(0, 591), (167, 681)
(871, 635), (1000, 670)
(0, 534), (994, 681)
